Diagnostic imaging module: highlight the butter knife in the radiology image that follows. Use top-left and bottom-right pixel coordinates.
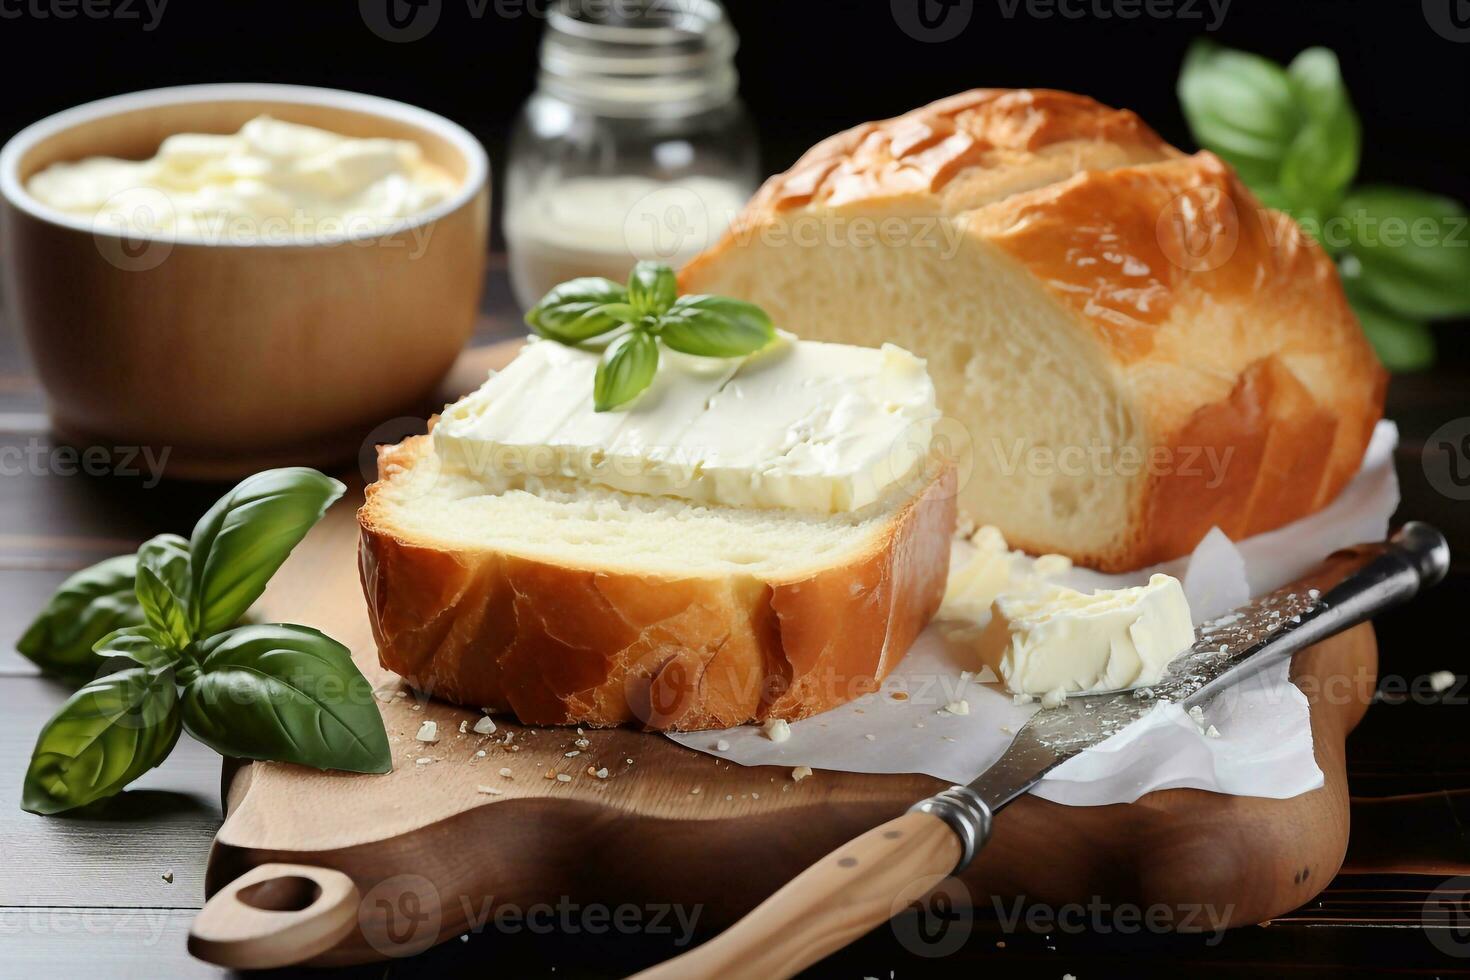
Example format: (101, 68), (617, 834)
(632, 522), (1450, 980)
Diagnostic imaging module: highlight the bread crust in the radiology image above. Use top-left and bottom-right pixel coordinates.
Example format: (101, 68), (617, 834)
(680, 89), (1386, 572)
(358, 436), (957, 730)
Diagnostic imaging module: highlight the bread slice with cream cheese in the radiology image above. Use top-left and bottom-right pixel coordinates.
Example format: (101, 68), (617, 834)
(359, 434), (954, 729)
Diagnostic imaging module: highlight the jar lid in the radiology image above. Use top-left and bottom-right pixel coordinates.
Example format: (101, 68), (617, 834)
(539, 0), (740, 117)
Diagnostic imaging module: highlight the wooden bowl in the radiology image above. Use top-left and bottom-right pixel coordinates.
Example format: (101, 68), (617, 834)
(0, 84), (490, 479)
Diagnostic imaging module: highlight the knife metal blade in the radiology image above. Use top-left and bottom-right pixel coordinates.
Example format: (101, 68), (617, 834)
(912, 522), (1451, 871)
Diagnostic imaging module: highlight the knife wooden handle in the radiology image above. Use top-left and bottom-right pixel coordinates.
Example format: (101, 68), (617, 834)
(631, 810), (962, 980)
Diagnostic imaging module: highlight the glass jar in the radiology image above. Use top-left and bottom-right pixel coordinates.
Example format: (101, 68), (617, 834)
(504, 0), (759, 310)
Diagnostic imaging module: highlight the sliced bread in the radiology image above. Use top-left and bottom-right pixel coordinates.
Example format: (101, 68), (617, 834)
(680, 89), (1386, 571)
(359, 435), (956, 730)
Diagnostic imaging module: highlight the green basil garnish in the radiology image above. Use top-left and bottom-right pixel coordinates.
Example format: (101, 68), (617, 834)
(180, 624), (390, 774)
(136, 533), (192, 650)
(525, 261), (777, 412)
(660, 295), (776, 358)
(189, 468), (344, 636)
(1178, 41), (1470, 369)
(19, 467), (388, 815)
(93, 625), (180, 670)
(22, 666), (181, 815)
(16, 555), (144, 681)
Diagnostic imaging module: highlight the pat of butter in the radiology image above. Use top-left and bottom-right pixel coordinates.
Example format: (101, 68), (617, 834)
(25, 115), (455, 240)
(432, 335), (939, 513)
(977, 573), (1194, 696)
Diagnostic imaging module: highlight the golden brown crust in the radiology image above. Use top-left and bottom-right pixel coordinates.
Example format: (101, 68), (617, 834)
(682, 89), (1386, 572)
(358, 437), (957, 730)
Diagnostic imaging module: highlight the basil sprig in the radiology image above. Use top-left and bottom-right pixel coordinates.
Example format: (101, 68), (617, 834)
(20, 468), (391, 816)
(17, 555), (144, 682)
(525, 261), (776, 411)
(1179, 42), (1470, 371)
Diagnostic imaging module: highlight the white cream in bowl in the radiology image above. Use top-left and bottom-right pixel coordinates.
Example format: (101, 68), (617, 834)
(25, 115), (456, 242)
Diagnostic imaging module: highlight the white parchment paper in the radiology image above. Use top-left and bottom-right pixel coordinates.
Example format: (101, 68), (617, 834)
(668, 421), (1400, 806)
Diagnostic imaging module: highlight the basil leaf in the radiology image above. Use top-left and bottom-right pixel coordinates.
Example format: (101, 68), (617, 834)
(525, 277), (632, 343)
(16, 555), (144, 681)
(1340, 187), (1470, 319)
(189, 469), (345, 636)
(627, 262), (677, 317)
(136, 533), (192, 648)
(179, 624), (390, 774)
(593, 330), (659, 412)
(22, 666), (181, 815)
(1343, 274), (1436, 372)
(1279, 48), (1359, 214)
(1178, 41), (1297, 188)
(660, 295), (777, 357)
(94, 625), (181, 669)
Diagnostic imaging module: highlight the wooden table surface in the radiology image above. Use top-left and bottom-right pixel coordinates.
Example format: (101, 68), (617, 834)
(3, 257), (1469, 978)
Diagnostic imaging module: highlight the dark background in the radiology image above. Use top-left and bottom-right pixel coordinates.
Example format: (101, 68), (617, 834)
(5, 0), (1466, 357)
(2, 0), (1467, 271)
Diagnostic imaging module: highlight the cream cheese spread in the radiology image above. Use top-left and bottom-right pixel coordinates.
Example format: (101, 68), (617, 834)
(433, 335), (939, 513)
(977, 573), (1194, 698)
(25, 115), (455, 240)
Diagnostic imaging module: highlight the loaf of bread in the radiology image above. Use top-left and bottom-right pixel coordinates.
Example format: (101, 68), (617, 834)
(680, 89), (1386, 571)
(359, 435), (956, 730)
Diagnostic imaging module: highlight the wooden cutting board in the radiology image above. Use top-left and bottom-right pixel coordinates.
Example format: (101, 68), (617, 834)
(187, 342), (1379, 970)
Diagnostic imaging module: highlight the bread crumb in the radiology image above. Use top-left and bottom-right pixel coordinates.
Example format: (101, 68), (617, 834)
(161, 871), (174, 883)
(626, 758), (634, 765)
(792, 765), (813, 782)
(594, 767), (609, 779)
(544, 769), (556, 779)
(725, 794), (733, 801)
(476, 785), (502, 796)
(864, 733), (877, 741)
(1000, 725), (1013, 735)
(752, 792), (759, 799)
(1188, 705), (1206, 726)
(565, 750), (581, 758)
(1430, 670), (1456, 693)
(762, 719), (792, 743)
(1040, 687), (1068, 709)
(1013, 693), (1035, 705)
(473, 716), (496, 735)
(942, 699), (970, 716)
(498, 767), (513, 778)
(959, 670), (973, 683)
(410, 703), (422, 711)
(715, 739), (731, 751)
(575, 737), (591, 749)
(458, 720), (468, 734)
(414, 721), (439, 743)
(690, 787), (702, 795)
(474, 749), (486, 758)
(415, 757), (435, 766)
(555, 773), (572, 783)
(890, 691), (909, 701)
(1205, 725), (1222, 738)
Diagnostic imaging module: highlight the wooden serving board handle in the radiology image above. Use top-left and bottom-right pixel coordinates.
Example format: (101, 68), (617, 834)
(632, 810), (962, 980)
(188, 862), (359, 970)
